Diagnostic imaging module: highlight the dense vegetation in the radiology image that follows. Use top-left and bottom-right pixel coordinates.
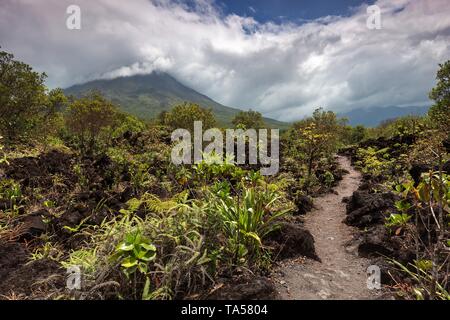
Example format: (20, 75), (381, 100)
(0, 49), (448, 300)
(340, 61), (450, 299)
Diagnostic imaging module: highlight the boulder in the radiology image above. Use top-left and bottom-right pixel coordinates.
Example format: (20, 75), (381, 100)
(266, 222), (318, 260)
(345, 190), (397, 228)
(357, 225), (393, 257)
(293, 195), (313, 215)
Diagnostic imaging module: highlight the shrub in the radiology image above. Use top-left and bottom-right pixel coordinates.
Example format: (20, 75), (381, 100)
(159, 102), (216, 132)
(0, 179), (23, 216)
(0, 50), (48, 141)
(209, 184), (291, 267)
(287, 108), (343, 182)
(66, 92), (118, 156)
(232, 110), (265, 129)
(389, 172), (450, 299)
(112, 229), (157, 277)
(112, 113), (146, 139)
(429, 60), (450, 135)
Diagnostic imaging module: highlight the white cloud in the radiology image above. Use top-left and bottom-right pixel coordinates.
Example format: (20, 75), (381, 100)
(0, 0), (449, 121)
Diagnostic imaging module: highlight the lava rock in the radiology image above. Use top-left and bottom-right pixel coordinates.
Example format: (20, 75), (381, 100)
(357, 225), (393, 257)
(293, 195), (313, 215)
(207, 276), (277, 300)
(409, 161), (450, 186)
(0, 243), (28, 283)
(60, 210), (83, 227)
(409, 163), (431, 186)
(266, 222), (318, 260)
(345, 190), (397, 228)
(19, 214), (47, 238)
(0, 258), (64, 296)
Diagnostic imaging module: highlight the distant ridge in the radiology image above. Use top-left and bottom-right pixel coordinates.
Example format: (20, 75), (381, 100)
(338, 106), (429, 127)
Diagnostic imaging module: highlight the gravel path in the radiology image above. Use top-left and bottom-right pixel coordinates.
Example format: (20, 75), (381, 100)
(274, 156), (382, 300)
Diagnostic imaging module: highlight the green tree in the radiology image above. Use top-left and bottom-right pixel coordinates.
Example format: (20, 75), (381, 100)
(112, 113), (146, 139)
(232, 109), (265, 129)
(292, 108), (341, 179)
(429, 60), (450, 135)
(392, 115), (424, 137)
(351, 125), (367, 143)
(40, 88), (69, 141)
(160, 102), (216, 132)
(47, 88), (69, 113)
(66, 92), (118, 155)
(0, 50), (47, 141)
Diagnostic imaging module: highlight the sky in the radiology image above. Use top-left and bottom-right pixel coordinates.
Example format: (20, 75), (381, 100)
(0, 0), (449, 121)
(218, 0), (376, 24)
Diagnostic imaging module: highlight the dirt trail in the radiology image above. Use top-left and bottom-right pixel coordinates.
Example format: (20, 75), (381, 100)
(274, 156), (381, 300)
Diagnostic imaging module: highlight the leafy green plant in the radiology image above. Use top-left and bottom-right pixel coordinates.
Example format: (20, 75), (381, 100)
(43, 199), (55, 208)
(389, 259), (450, 300)
(355, 146), (394, 178)
(246, 170), (263, 187)
(130, 161), (153, 195)
(0, 179), (23, 216)
(63, 216), (91, 233)
(141, 191), (188, 214)
(174, 165), (192, 186)
(112, 230), (156, 277)
(390, 172), (450, 300)
(193, 152), (238, 185)
(385, 213), (412, 228)
(211, 186), (290, 266)
(73, 163), (88, 189)
(323, 170), (335, 188)
(119, 197), (142, 215)
(211, 181), (232, 200)
(384, 199), (413, 228)
(61, 248), (98, 274)
(30, 242), (64, 262)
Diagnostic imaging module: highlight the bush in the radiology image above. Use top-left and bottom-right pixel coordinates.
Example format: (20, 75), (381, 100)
(66, 92), (118, 156)
(0, 51), (48, 141)
(232, 110), (265, 129)
(159, 102), (216, 132)
(209, 185), (290, 267)
(389, 173), (450, 300)
(429, 60), (450, 135)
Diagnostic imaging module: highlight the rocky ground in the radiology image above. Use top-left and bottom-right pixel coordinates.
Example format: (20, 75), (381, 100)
(0, 150), (399, 300)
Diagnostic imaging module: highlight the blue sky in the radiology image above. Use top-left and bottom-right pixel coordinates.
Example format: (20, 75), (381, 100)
(218, 0), (375, 24)
(1, 0), (449, 120)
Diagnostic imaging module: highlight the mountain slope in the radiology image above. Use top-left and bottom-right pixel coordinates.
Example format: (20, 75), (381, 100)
(338, 106), (429, 127)
(64, 72), (288, 129)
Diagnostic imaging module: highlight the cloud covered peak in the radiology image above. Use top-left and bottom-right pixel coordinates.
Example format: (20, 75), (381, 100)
(1, 0), (449, 120)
